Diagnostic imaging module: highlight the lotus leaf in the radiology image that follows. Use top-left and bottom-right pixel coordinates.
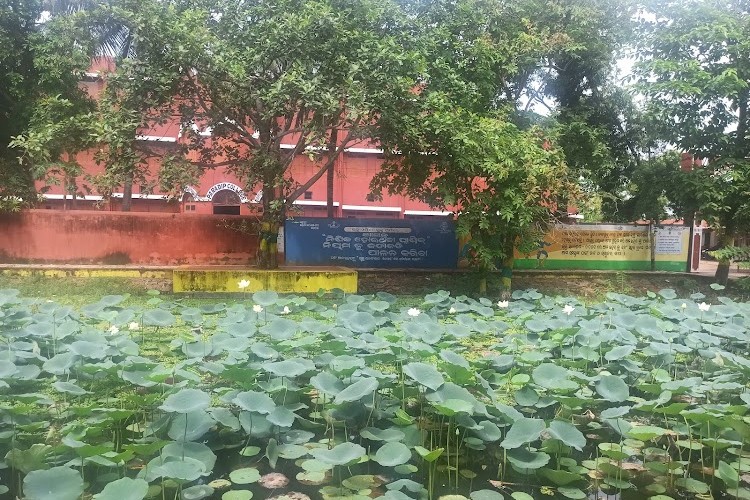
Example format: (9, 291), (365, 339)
(222, 491), (253, 500)
(538, 468), (582, 486)
(310, 372), (344, 396)
(403, 362), (444, 391)
(239, 411), (273, 438)
(501, 418), (545, 449)
(373, 442), (411, 466)
(52, 380), (88, 396)
(181, 484), (215, 500)
(267, 407), (296, 427)
(264, 358), (314, 377)
(229, 467), (261, 484)
(532, 363), (578, 391)
(547, 420), (586, 451)
(69, 340), (108, 359)
(143, 309), (175, 327)
(24, 466), (83, 500)
(44, 352), (79, 378)
(716, 460), (740, 489)
(347, 311), (378, 333)
(5, 444), (52, 474)
(93, 477), (149, 500)
(596, 375), (630, 402)
(507, 448), (550, 470)
(160, 388), (211, 413)
(334, 377), (378, 404)
(168, 411), (215, 441)
(360, 427), (406, 442)
(311, 442), (366, 465)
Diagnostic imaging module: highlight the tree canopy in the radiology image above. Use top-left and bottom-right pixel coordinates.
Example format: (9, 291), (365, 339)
(636, 0), (750, 281)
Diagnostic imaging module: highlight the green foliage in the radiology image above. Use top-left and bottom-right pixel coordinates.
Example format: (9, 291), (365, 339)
(636, 0), (750, 246)
(153, 0), (420, 224)
(709, 245), (750, 263)
(1, 278), (750, 498)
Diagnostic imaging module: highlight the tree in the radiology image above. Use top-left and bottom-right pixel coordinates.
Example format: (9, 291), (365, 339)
(636, 0), (750, 283)
(1, 0), (95, 210)
(155, 0), (420, 268)
(0, 0), (44, 210)
(372, 0), (571, 296)
(527, 0), (645, 220)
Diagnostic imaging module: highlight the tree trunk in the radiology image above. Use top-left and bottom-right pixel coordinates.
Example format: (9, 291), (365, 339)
(649, 221), (656, 272)
(327, 128), (337, 218)
(499, 256), (514, 300)
(715, 234), (735, 285)
(257, 219), (280, 269)
(62, 177), (68, 211)
(122, 173), (133, 212)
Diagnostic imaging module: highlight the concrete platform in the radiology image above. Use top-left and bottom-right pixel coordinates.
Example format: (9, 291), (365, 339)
(172, 266), (358, 294)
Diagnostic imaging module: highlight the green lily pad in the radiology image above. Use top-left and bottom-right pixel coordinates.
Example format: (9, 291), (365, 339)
(373, 442), (411, 467)
(229, 467), (261, 484)
(24, 466), (84, 500)
(93, 477), (149, 500)
(160, 389), (210, 414)
(222, 491), (253, 500)
(334, 377), (379, 404)
(311, 442), (366, 466)
(403, 362), (445, 391)
(501, 418), (545, 449)
(506, 448), (550, 469)
(547, 420), (586, 451)
(596, 375), (629, 402)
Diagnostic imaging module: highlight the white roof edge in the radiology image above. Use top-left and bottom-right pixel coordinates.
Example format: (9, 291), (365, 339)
(111, 193), (168, 200)
(135, 135), (178, 142)
(42, 194), (104, 201)
(293, 200), (340, 206)
(404, 210), (452, 216)
(341, 204), (402, 212)
(278, 144), (384, 154)
(345, 147), (384, 154)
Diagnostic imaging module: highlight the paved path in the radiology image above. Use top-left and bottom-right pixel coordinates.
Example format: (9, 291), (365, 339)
(695, 259), (750, 279)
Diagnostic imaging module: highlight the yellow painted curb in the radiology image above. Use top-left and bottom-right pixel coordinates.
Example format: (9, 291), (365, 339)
(173, 267), (357, 293)
(0, 268), (171, 279)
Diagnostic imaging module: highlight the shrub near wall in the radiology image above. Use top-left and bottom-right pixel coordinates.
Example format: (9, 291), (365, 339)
(0, 210), (259, 265)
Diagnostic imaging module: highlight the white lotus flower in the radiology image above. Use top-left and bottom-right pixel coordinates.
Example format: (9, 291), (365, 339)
(238, 279), (251, 290)
(407, 307), (421, 317)
(253, 304), (264, 313)
(681, 303), (687, 309)
(449, 307), (457, 314)
(497, 300), (509, 308)
(563, 304), (575, 315)
(699, 302), (711, 312)
(108, 325), (119, 335)
(280, 306), (291, 315)
(128, 322), (140, 331)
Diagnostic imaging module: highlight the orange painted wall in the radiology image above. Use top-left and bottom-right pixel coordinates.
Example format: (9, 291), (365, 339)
(0, 210), (259, 265)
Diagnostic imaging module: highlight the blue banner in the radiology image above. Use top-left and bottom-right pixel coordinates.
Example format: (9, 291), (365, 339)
(285, 218), (458, 268)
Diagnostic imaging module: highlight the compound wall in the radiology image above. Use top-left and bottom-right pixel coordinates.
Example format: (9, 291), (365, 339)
(0, 210), (258, 265)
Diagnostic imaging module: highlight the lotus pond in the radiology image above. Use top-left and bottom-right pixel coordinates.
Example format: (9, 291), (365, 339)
(0, 285), (749, 500)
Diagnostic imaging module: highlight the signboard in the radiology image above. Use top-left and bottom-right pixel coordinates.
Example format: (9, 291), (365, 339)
(514, 224), (690, 272)
(285, 218), (458, 268)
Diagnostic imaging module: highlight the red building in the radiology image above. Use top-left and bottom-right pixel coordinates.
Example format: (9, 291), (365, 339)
(36, 61), (451, 220)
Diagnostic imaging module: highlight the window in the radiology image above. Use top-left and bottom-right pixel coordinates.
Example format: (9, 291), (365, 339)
(304, 191), (313, 200)
(212, 189), (241, 215)
(365, 193), (375, 202)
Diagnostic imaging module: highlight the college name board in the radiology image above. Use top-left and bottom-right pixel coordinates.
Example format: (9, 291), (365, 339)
(284, 218), (458, 268)
(205, 182), (248, 202)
